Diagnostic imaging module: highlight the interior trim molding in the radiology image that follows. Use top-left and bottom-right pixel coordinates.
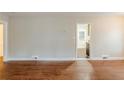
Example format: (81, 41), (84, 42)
(4, 57), (124, 62)
(88, 57), (124, 60)
(5, 57), (76, 62)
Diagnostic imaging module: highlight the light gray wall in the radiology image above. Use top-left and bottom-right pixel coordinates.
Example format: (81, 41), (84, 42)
(8, 15), (76, 59)
(8, 14), (124, 60)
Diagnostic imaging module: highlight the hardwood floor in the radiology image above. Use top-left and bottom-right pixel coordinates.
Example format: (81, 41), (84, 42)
(0, 60), (124, 80)
(89, 60), (124, 80)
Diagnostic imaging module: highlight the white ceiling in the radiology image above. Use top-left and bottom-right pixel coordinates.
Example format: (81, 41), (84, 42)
(2, 12), (124, 16)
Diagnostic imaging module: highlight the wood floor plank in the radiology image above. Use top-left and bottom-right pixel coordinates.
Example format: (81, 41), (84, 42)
(0, 60), (124, 80)
(89, 60), (124, 80)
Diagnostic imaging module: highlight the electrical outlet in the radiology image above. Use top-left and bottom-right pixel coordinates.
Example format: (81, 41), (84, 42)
(32, 56), (39, 60)
(101, 55), (109, 59)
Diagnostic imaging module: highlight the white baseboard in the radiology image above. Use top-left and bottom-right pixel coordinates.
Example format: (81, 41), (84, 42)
(5, 57), (76, 62)
(88, 57), (124, 60)
(4, 57), (124, 62)
(75, 57), (124, 60)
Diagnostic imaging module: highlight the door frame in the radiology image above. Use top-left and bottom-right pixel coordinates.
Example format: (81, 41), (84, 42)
(75, 23), (91, 60)
(0, 21), (8, 62)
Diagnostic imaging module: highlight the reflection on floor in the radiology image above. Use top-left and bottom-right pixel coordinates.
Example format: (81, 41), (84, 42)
(89, 60), (124, 80)
(0, 61), (95, 80)
(0, 60), (124, 80)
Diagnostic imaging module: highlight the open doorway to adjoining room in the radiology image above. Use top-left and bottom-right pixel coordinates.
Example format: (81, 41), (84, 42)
(0, 23), (3, 62)
(76, 24), (91, 59)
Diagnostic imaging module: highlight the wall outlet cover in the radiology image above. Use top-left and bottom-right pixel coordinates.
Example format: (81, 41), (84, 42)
(101, 55), (109, 59)
(32, 56), (39, 60)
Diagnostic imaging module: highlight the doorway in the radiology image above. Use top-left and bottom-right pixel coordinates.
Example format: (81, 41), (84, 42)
(0, 23), (3, 62)
(76, 24), (91, 59)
